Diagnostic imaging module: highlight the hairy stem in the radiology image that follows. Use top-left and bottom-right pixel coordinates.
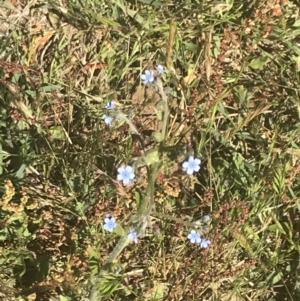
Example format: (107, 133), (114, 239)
(155, 78), (169, 143)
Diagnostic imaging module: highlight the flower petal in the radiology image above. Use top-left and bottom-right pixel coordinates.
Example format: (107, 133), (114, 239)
(123, 177), (130, 185)
(103, 116), (113, 125)
(200, 239), (211, 248)
(187, 168), (194, 175)
(182, 162), (189, 169)
(106, 101), (115, 109)
(117, 167), (125, 173)
(125, 166), (133, 173)
(204, 215), (210, 221)
(104, 224), (113, 232)
(195, 158), (201, 165)
(194, 165), (200, 172)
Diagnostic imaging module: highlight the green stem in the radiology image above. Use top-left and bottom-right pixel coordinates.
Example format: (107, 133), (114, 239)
(155, 78), (169, 143)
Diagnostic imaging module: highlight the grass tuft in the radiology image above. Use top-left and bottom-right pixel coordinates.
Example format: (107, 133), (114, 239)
(0, 0), (300, 300)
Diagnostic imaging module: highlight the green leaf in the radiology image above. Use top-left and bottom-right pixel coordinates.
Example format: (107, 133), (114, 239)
(268, 223), (286, 235)
(89, 257), (99, 275)
(268, 271), (283, 285)
(135, 190), (141, 207)
(297, 201), (300, 212)
(232, 230), (252, 254)
(144, 149), (160, 165)
(137, 0), (163, 6)
(156, 111), (163, 121)
(156, 100), (164, 110)
(94, 15), (121, 28)
(49, 125), (65, 140)
(87, 247), (100, 259)
(149, 282), (167, 300)
(98, 273), (122, 295)
(75, 201), (88, 214)
(39, 257), (50, 280)
(114, 224), (125, 236)
(292, 20), (300, 27)
(0, 141), (3, 175)
(16, 163), (27, 179)
(249, 56), (269, 70)
(0, 1), (16, 9)
(153, 132), (163, 142)
(184, 42), (198, 51)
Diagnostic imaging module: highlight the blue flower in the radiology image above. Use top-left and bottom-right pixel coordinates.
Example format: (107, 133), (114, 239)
(155, 64), (168, 74)
(141, 70), (154, 84)
(103, 215), (117, 232)
(203, 215), (210, 222)
(182, 156), (201, 175)
(200, 238), (211, 248)
(128, 229), (138, 243)
(102, 114), (113, 125)
(117, 165), (135, 185)
(187, 229), (201, 244)
(106, 101), (115, 110)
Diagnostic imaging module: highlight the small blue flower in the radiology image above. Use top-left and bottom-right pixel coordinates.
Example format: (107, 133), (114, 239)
(117, 165), (135, 185)
(155, 64), (168, 74)
(200, 238), (211, 248)
(141, 70), (154, 84)
(103, 215), (117, 232)
(187, 229), (201, 244)
(203, 215), (210, 222)
(128, 229), (138, 243)
(102, 114), (113, 125)
(106, 101), (115, 110)
(182, 156), (201, 175)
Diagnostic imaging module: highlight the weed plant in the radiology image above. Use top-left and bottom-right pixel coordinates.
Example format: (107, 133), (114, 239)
(0, 0), (300, 301)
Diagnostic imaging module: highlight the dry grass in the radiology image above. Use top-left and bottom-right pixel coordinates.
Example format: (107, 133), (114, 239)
(0, 0), (300, 300)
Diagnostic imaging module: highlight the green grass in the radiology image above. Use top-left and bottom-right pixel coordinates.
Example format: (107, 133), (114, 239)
(1, 0), (300, 300)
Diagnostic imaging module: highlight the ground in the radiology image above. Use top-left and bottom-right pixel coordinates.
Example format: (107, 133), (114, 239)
(0, 0), (300, 300)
